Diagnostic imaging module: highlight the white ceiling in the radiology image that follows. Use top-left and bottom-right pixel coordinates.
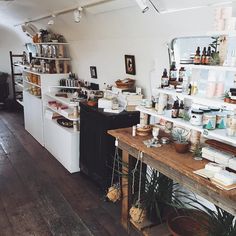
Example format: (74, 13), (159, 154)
(0, 0), (233, 27)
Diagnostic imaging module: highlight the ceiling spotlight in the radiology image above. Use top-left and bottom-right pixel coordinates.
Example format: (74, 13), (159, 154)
(74, 7), (83, 23)
(135, 0), (149, 13)
(48, 14), (56, 25)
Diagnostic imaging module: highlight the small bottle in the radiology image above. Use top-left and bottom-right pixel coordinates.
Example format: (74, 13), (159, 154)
(188, 83), (192, 95)
(201, 47), (206, 65)
(171, 100), (179, 118)
(161, 68), (169, 88)
(191, 82), (198, 95)
(132, 125), (136, 137)
(194, 47), (201, 65)
(178, 67), (186, 83)
(205, 46), (212, 65)
(178, 101), (184, 118)
(169, 62), (177, 82)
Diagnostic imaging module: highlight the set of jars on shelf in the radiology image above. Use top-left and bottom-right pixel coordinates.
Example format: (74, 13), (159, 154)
(190, 107), (236, 135)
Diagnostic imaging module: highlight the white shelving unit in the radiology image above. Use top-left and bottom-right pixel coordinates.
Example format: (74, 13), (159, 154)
(43, 86), (80, 173)
(155, 88), (236, 110)
(23, 69), (69, 146)
(179, 64), (236, 72)
(136, 106), (236, 145)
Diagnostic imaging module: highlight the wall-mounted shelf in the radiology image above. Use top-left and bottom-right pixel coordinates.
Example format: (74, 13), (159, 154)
(35, 56), (71, 61)
(155, 88), (236, 110)
(33, 42), (69, 45)
(206, 31), (236, 37)
(180, 64), (236, 72)
(136, 106), (236, 145)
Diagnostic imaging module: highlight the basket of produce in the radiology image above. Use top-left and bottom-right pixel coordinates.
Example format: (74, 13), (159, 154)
(115, 78), (135, 89)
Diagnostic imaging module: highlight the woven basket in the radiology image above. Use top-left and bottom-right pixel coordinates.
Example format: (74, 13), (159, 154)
(115, 78), (135, 89)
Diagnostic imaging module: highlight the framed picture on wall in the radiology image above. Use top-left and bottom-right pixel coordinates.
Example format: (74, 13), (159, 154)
(90, 66), (97, 79)
(125, 55), (136, 75)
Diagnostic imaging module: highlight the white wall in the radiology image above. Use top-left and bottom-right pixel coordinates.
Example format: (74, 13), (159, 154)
(0, 5), (215, 98)
(50, 6), (215, 98)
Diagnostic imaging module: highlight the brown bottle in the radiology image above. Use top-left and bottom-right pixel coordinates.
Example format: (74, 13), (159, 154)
(201, 47), (206, 65)
(205, 46), (212, 65)
(194, 47), (201, 65)
(171, 100), (179, 118)
(161, 69), (169, 88)
(169, 62), (177, 82)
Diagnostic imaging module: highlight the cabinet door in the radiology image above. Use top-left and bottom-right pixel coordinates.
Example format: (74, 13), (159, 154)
(23, 91), (44, 146)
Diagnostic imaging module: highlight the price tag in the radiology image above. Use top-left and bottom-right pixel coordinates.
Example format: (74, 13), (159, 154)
(203, 129), (209, 137)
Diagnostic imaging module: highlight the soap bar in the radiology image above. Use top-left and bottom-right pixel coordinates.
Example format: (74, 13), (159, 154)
(229, 158), (236, 171)
(215, 154), (232, 167)
(202, 153), (215, 162)
(214, 170), (236, 186)
(205, 163), (225, 173)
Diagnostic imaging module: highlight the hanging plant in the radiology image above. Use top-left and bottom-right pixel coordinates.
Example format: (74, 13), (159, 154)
(106, 183), (121, 203)
(106, 139), (122, 203)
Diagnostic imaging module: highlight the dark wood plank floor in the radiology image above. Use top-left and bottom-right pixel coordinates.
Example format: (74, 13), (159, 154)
(0, 110), (136, 236)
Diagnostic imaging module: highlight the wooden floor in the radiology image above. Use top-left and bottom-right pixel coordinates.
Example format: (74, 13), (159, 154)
(0, 110), (136, 236)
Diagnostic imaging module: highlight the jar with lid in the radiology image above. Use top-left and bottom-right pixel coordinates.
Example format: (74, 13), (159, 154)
(226, 113), (236, 136)
(199, 108), (211, 113)
(210, 107), (220, 114)
(203, 113), (216, 130)
(216, 112), (227, 129)
(190, 109), (204, 126)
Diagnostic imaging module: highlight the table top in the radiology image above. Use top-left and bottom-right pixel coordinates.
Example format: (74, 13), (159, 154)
(108, 127), (236, 215)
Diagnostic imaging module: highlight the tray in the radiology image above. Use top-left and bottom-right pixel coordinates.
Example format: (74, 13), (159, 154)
(57, 118), (73, 128)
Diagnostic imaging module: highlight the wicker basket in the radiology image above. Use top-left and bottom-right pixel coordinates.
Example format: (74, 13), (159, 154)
(115, 78), (135, 89)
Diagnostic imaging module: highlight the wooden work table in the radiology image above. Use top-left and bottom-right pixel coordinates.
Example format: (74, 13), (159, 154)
(108, 127), (236, 229)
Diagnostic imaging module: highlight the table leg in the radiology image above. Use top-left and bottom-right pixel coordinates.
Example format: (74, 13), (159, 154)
(121, 150), (129, 230)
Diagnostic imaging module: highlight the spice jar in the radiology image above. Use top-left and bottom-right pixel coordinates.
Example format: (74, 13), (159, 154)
(203, 113), (216, 130)
(190, 110), (204, 126)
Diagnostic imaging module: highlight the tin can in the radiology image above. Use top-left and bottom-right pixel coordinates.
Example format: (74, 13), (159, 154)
(203, 113), (216, 130)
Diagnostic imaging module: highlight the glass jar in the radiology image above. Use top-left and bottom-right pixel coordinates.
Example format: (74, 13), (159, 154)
(203, 113), (216, 130)
(190, 109), (204, 126)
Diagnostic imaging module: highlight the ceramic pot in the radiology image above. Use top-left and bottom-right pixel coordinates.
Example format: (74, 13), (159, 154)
(224, 97), (231, 103)
(167, 209), (209, 236)
(174, 142), (189, 154)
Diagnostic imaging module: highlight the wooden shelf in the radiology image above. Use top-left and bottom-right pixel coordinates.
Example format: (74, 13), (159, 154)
(155, 88), (236, 110)
(136, 106), (236, 145)
(180, 64), (236, 72)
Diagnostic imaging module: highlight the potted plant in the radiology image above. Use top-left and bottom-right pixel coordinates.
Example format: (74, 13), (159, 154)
(171, 127), (190, 154)
(224, 91), (231, 103)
